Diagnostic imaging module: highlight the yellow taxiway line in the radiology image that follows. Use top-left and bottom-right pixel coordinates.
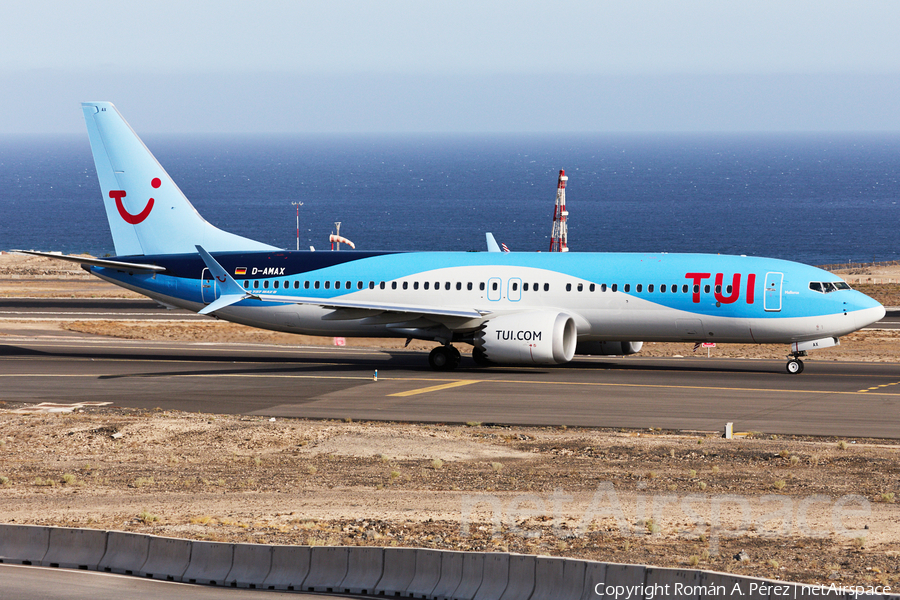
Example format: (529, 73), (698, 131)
(388, 380), (481, 397)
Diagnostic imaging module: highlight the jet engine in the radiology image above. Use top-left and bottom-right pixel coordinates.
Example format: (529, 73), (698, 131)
(575, 341), (644, 356)
(475, 311), (577, 365)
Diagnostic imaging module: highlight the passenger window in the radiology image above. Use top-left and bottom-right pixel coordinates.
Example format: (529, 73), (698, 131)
(543, 283), (549, 292)
(624, 284), (630, 292)
(660, 284), (666, 293)
(304, 281), (310, 289)
(346, 281), (351, 289)
(637, 284), (643, 292)
(324, 281), (330, 289)
(467, 282), (473, 290)
(566, 283), (572, 292)
(648, 284), (654, 293)
(274, 281), (279, 289)
(492, 282), (498, 291)
(704, 284), (710, 293)
(402, 282), (408, 290)
(390, 282), (396, 289)
(523, 283), (529, 292)
(456, 282), (461, 290)
(682, 284), (688, 293)
(357, 281), (363, 290)
(577, 283), (583, 292)
(424, 282), (430, 290)
(254, 280), (259, 288)
(715, 285), (721, 294)
(264, 280), (269, 289)
(368, 281), (374, 289)
(693, 284), (699, 293)
(590, 283), (595, 292)
(480, 282), (485, 291)
(314, 281), (320, 289)
(294, 281), (299, 289)
(414, 282), (419, 290)
(726, 285), (732, 294)
(243, 281), (249, 289)
(445, 282), (451, 290)
(612, 283), (618, 292)
(335, 281), (342, 289)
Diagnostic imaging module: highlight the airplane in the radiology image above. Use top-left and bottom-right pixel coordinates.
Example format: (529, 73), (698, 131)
(14, 102), (886, 374)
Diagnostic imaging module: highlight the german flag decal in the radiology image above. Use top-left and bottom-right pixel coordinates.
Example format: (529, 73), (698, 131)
(235, 267), (247, 276)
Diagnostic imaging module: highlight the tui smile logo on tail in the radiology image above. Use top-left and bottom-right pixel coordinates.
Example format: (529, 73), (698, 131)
(109, 177), (160, 224)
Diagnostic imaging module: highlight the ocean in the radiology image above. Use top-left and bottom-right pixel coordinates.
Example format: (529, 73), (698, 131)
(1, 133), (898, 265)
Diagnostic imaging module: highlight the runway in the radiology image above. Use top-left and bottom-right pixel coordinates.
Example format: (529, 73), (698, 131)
(1, 331), (898, 438)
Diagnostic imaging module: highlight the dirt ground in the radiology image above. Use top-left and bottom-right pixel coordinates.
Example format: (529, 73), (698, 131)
(1, 252), (899, 589)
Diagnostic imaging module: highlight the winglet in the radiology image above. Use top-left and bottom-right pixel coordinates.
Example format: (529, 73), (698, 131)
(486, 232), (501, 253)
(195, 245), (257, 314)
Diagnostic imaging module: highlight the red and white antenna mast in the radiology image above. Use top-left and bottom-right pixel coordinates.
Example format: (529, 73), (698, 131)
(549, 169), (569, 252)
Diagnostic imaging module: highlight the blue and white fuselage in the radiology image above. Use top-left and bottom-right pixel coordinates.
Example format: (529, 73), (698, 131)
(15, 102), (885, 373)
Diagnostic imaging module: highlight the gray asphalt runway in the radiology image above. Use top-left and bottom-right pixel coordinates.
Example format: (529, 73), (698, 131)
(1, 333), (898, 438)
(0, 564), (337, 600)
(0, 298), (205, 321)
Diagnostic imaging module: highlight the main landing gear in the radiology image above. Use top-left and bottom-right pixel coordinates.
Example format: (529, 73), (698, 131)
(786, 351), (806, 374)
(429, 345), (461, 371)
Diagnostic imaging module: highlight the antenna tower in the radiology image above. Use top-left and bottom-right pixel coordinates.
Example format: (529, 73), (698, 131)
(549, 169), (569, 252)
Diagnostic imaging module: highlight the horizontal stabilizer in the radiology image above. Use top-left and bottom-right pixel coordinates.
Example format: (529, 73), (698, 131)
(11, 250), (166, 273)
(195, 245), (259, 314)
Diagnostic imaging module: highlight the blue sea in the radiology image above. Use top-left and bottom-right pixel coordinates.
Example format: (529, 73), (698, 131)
(1, 133), (899, 265)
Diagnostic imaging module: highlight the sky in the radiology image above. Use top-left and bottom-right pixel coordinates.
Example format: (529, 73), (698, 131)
(2, 0), (900, 134)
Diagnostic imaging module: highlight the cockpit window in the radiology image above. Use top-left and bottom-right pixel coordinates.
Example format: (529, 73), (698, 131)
(809, 281), (851, 294)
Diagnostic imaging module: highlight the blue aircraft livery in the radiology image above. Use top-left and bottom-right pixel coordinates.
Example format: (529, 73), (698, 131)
(13, 102), (885, 373)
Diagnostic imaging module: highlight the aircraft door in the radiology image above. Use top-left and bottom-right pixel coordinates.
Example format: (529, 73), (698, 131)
(201, 267), (218, 304)
(764, 272), (783, 312)
(508, 278), (522, 302)
(487, 277), (502, 301)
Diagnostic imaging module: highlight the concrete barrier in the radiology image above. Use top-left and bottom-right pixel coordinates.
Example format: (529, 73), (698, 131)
(340, 546), (384, 595)
(262, 545), (311, 591)
(589, 562), (645, 599)
(181, 540), (234, 585)
(532, 556), (567, 600)
(97, 530), (150, 574)
(558, 558), (586, 600)
(303, 546), (349, 593)
(41, 527), (108, 570)
(375, 547), (418, 596)
(699, 570), (770, 599)
(472, 553), (509, 600)
(531, 556), (585, 600)
(450, 552), (485, 600)
(138, 535), (192, 581)
(0, 524), (50, 565)
(644, 566), (701, 600)
(225, 543), (273, 589)
(498, 554), (535, 600)
(581, 561), (609, 600)
(405, 548), (442, 598)
(430, 551), (464, 600)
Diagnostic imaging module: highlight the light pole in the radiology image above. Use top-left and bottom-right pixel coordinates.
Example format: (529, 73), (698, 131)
(291, 202), (303, 251)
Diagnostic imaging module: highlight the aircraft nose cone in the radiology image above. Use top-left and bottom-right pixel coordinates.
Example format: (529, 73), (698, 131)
(854, 301), (885, 329)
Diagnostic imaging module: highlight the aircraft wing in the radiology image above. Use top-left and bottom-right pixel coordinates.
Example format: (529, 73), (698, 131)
(194, 245), (489, 321)
(11, 250), (166, 273)
(253, 293), (491, 320)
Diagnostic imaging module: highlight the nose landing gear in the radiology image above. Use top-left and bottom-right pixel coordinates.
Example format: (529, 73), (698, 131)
(428, 345), (461, 371)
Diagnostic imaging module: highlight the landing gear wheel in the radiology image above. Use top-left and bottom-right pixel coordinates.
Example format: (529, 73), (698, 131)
(786, 358), (804, 374)
(472, 347), (491, 367)
(429, 346), (460, 371)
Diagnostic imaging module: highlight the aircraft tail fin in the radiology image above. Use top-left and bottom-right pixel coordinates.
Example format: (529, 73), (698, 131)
(81, 102), (277, 256)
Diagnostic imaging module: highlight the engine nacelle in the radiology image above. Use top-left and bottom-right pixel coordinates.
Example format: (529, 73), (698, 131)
(575, 341), (644, 356)
(475, 311), (577, 365)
